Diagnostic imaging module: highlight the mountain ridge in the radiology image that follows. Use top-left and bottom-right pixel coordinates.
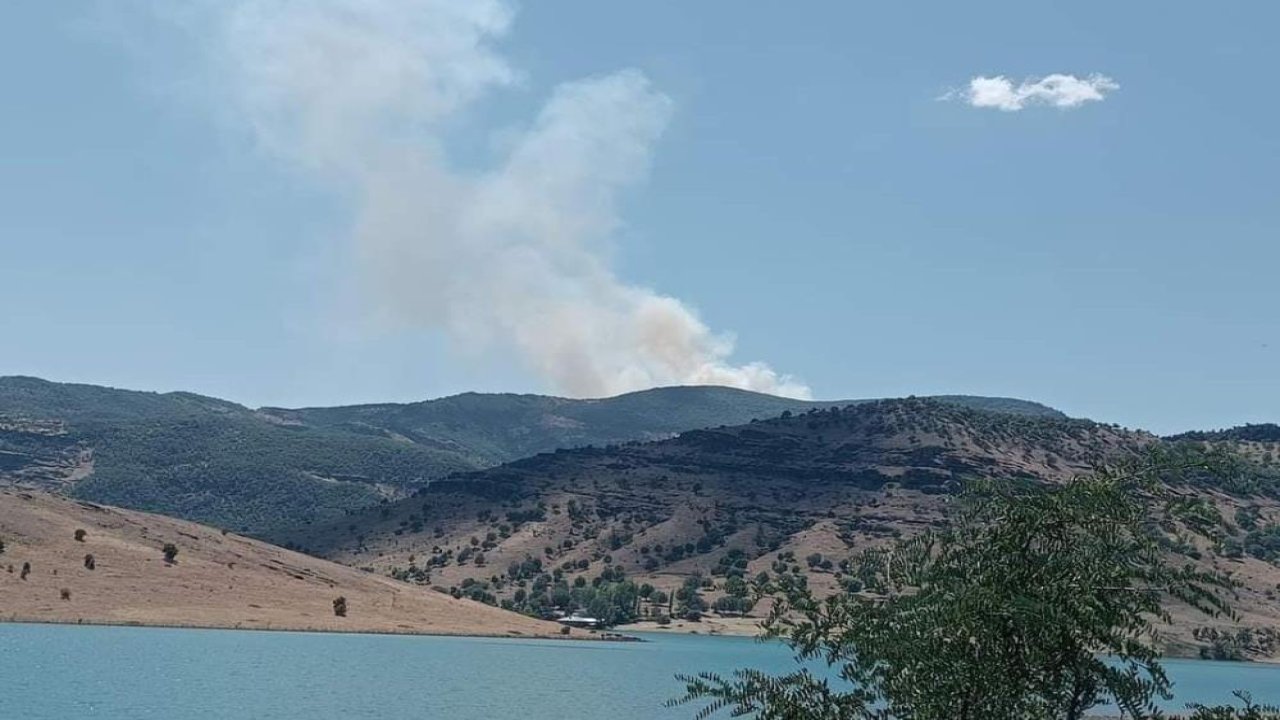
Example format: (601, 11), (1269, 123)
(5, 376), (1280, 657)
(0, 375), (1065, 535)
(282, 397), (1280, 658)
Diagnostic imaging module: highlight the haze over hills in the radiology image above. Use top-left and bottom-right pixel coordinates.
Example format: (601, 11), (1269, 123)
(0, 375), (1062, 535)
(284, 399), (1280, 658)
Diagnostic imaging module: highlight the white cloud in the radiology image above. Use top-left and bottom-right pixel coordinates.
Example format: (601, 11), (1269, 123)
(949, 73), (1119, 111)
(137, 0), (810, 399)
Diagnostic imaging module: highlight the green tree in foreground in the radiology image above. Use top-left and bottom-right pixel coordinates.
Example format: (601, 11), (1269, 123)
(673, 454), (1279, 719)
(1187, 694), (1280, 720)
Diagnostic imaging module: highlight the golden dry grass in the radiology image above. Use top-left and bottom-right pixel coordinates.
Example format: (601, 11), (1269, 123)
(0, 489), (587, 640)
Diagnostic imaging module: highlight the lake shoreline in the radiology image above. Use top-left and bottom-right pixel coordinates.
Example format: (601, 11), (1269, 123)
(616, 615), (763, 638)
(0, 489), (635, 644)
(7, 612), (1272, 665)
(616, 617), (1280, 665)
(0, 615), (640, 642)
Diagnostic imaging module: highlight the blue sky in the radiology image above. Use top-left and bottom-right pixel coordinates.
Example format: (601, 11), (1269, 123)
(1, 1), (1276, 434)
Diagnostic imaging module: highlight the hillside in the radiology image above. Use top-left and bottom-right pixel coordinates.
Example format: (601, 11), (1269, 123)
(288, 397), (1141, 564)
(0, 377), (479, 535)
(284, 399), (1280, 658)
(0, 488), (584, 638)
(1169, 424), (1280, 444)
(259, 386), (1065, 467)
(0, 376), (1062, 535)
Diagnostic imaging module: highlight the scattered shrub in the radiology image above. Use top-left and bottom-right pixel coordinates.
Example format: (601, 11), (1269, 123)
(83, 554), (96, 570)
(333, 596), (348, 617)
(162, 543), (179, 563)
(74, 529), (87, 542)
(713, 595), (755, 616)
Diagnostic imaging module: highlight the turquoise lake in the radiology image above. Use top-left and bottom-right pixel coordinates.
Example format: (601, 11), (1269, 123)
(3, 623), (1280, 719)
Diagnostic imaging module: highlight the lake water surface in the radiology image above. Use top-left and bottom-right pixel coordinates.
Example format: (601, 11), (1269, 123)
(3, 623), (1279, 719)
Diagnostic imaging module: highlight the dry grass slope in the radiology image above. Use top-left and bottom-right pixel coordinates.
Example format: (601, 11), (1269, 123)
(0, 489), (585, 639)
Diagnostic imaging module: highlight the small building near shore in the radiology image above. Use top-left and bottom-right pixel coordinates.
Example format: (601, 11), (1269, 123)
(557, 614), (604, 629)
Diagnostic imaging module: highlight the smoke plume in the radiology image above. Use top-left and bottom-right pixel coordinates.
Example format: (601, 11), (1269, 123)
(155, 0), (809, 398)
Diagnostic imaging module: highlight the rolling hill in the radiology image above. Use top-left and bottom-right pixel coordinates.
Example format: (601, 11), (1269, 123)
(257, 386), (1065, 467)
(287, 397), (1145, 569)
(283, 399), (1280, 658)
(6, 376), (1279, 657)
(0, 375), (1063, 535)
(0, 377), (479, 534)
(0, 488), (583, 638)
(1169, 424), (1280, 444)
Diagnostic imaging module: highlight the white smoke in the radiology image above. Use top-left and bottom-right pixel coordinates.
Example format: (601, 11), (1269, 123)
(149, 0), (809, 399)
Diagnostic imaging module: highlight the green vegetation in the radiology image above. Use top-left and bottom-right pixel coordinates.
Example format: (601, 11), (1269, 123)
(162, 543), (179, 564)
(713, 574), (756, 616)
(1194, 628), (1280, 662)
(1187, 694), (1280, 720)
(1170, 425), (1280, 444)
(1244, 524), (1280, 559)
(451, 559), (651, 626)
(1, 376), (1066, 538)
(71, 415), (472, 535)
(675, 576), (708, 621)
(0, 377), (478, 535)
(278, 386), (1065, 469)
(1164, 444), (1280, 499)
(332, 596), (347, 617)
(672, 458), (1274, 719)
